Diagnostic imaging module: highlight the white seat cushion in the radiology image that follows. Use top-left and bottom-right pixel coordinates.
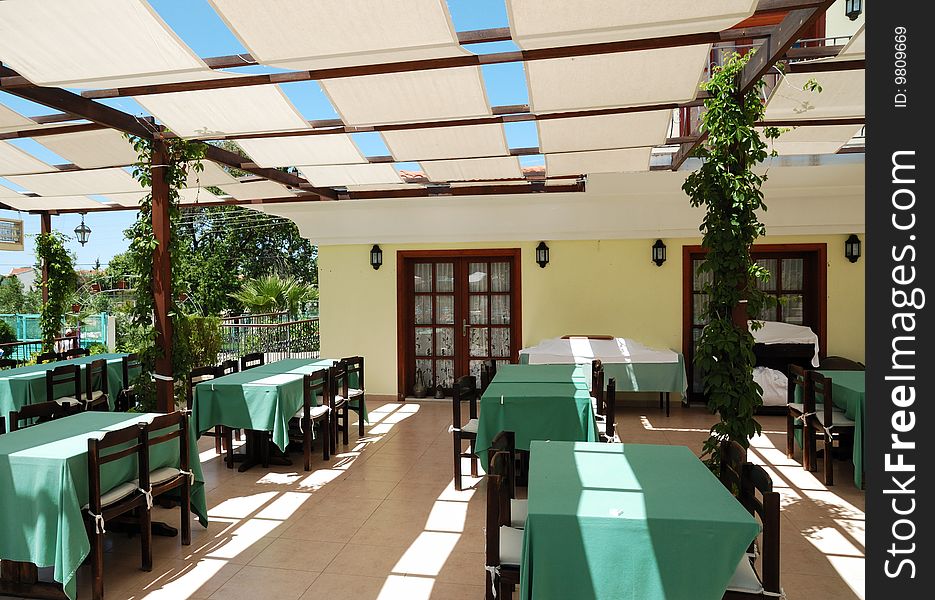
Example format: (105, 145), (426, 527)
(89, 389), (106, 402)
(788, 402), (805, 413)
(725, 555), (763, 594)
(293, 405), (330, 420)
(499, 526), (524, 566)
(83, 481), (137, 510)
(347, 388), (364, 398)
(461, 418), (478, 434)
(55, 396), (82, 407)
(510, 499), (528, 529)
(149, 467), (181, 486)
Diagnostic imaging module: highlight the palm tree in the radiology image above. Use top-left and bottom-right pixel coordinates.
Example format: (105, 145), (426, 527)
(231, 274), (318, 318)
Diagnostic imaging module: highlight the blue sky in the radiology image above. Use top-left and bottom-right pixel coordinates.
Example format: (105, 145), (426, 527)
(0, 0), (540, 274)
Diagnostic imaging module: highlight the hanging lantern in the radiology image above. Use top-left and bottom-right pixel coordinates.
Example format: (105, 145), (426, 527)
(844, 234), (861, 263)
(370, 244), (383, 270)
(652, 239), (667, 267)
(74, 213), (91, 246)
(844, 0), (862, 21)
(535, 241), (550, 268)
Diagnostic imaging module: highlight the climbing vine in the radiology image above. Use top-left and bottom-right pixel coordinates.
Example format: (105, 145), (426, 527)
(35, 231), (77, 351)
(682, 52), (782, 471)
(124, 134), (206, 410)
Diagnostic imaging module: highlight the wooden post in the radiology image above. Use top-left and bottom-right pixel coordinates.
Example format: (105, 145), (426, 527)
(152, 139), (174, 413)
(39, 212), (51, 304)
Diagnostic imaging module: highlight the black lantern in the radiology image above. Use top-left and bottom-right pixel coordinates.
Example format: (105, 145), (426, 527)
(535, 241), (550, 268)
(652, 239), (667, 267)
(74, 213), (91, 246)
(370, 244), (383, 270)
(844, 234), (861, 263)
(845, 0), (862, 20)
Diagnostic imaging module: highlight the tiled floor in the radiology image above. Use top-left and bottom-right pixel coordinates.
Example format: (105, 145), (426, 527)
(4, 400), (865, 600)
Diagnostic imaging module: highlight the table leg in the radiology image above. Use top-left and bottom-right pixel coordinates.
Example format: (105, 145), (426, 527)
(237, 430), (292, 472)
(0, 561), (66, 600)
(666, 392), (670, 417)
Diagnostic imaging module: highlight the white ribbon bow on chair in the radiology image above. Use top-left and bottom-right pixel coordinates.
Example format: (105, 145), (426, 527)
(179, 470), (196, 485)
(139, 487), (154, 510)
(484, 565), (501, 598)
(89, 512), (106, 534)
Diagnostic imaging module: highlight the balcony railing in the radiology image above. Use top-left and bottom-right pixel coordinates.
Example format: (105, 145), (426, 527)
(219, 316), (320, 362)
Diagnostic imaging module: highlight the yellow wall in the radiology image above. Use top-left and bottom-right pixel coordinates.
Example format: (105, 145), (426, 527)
(319, 234), (865, 396)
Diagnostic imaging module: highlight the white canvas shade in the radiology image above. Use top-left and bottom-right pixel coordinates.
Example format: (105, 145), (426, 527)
(764, 70), (865, 121)
(298, 164), (403, 187)
(756, 125), (863, 156)
(207, 0), (469, 71)
(321, 67), (492, 126)
(5, 168), (142, 196)
(537, 111), (672, 153)
(184, 161), (240, 188)
(421, 157), (524, 182)
(0, 195), (109, 212)
(236, 135), (366, 168)
(0, 105), (36, 133)
(220, 181), (297, 201)
(382, 124), (510, 161)
(546, 148), (652, 177)
(0, 141), (54, 175)
(104, 188), (223, 207)
(135, 85), (311, 139)
(526, 46), (710, 113)
(506, 0), (757, 49)
(34, 129), (139, 169)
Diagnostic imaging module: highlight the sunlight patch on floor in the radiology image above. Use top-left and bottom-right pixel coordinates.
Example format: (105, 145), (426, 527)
(207, 491), (278, 519)
(137, 558), (227, 599)
(254, 491), (313, 520)
(392, 531), (462, 576)
(297, 468), (344, 490)
(377, 574), (435, 599)
(204, 518), (280, 560)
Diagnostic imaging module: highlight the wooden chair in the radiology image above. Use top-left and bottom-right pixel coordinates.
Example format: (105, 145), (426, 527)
(340, 355), (366, 437)
(591, 359), (605, 417)
(216, 359), (239, 376)
(240, 352), (265, 371)
(0, 416), (5, 434)
(603, 377), (618, 442)
(115, 353), (141, 412)
(491, 430), (525, 528)
(818, 355), (865, 370)
(85, 421), (152, 600)
(35, 351), (61, 364)
(84, 358), (110, 411)
(485, 450), (522, 600)
(480, 359), (497, 393)
(723, 464), (781, 599)
(8, 401), (63, 431)
(188, 366), (225, 455)
(719, 439), (747, 495)
(290, 369), (331, 469)
(452, 375), (479, 491)
(785, 364), (810, 468)
(143, 411), (193, 551)
(0, 358), (19, 370)
(327, 362), (351, 451)
(62, 346), (90, 359)
(805, 370), (856, 486)
(46, 364), (84, 413)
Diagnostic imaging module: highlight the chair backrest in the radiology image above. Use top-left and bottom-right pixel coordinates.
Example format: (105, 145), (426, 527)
(240, 352), (265, 371)
(87, 421), (147, 516)
(85, 358), (108, 401)
(786, 364), (808, 406)
(328, 360), (349, 401)
(719, 439), (746, 494)
(63, 347), (90, 359)
(187, 366), (217, 410)
(36, 351), (61, 365)
(216, 359), (239, 377)
(46, 364), (81, 403)
(591, 359), (604, 414)
(490, 430), (516, 499)
(341, 356), (364, 391)
(0, 416), (4, 434)
(605, 377), (617, 441)
(303, 369), (329, 414)
(485, 451), (513, 570)
(739, 463), (781, 595)
(9, 401), (63, 432)
(0, 358), (19, 370)
(144, 411), (190, 487)
(122, 353), (141, 390)
(452, 375), (478, 428)
(480, 360), (497, 392)
(819, 355), (865, 371)
(807, 370), (835, 427)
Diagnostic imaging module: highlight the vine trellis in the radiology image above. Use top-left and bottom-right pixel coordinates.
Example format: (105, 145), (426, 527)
(35, 230), (77, 352)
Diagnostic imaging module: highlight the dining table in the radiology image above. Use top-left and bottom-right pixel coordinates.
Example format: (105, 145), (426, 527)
(191, 358), (353, 471)
(0, 411), (208, 600)
(0, 353), (134, 418)
(473, 365), (599, 468)
(519, 441), (759, 600)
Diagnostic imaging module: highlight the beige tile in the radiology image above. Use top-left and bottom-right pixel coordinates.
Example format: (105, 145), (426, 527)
(249, 537), (344, 571)
(298, 573), (386, 600)
(207, 565), (319, 600)
(279, 513), (366, 543)
(324, 543), (407, 576)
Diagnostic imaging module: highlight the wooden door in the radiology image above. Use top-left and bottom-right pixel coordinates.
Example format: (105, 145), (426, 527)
(399, 250), (521, 398)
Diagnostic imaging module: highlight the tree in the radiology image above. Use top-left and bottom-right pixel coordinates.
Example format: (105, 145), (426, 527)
(0, 276), (27, 314)
(230, 274), (318, 317)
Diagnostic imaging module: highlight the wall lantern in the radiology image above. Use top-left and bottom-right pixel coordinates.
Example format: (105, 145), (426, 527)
(370, 244), (383, 270)
(844, 0), (862, 21)
(74, 213), (91, 246)
(652, 239), (667, 267)
(535, 241), (550, 268)
(844, 234), (861, 263)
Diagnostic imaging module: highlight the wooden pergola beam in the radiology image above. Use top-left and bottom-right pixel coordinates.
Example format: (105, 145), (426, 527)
(669, 0), (835, 170)
(150, 138), (174, 413)
(786, 58), (864, 73)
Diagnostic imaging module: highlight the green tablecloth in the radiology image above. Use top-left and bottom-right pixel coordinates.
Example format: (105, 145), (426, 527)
(0, 353), (131, 417)
(520, 441), (759, 600)
(519, 353), (688, 394)
(794, 370), (865, 488)
(493, 364), (589, 386)
(474, 381), (599, 468)
(0, 412), (208, 600)
(251, 358), (367, 422)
